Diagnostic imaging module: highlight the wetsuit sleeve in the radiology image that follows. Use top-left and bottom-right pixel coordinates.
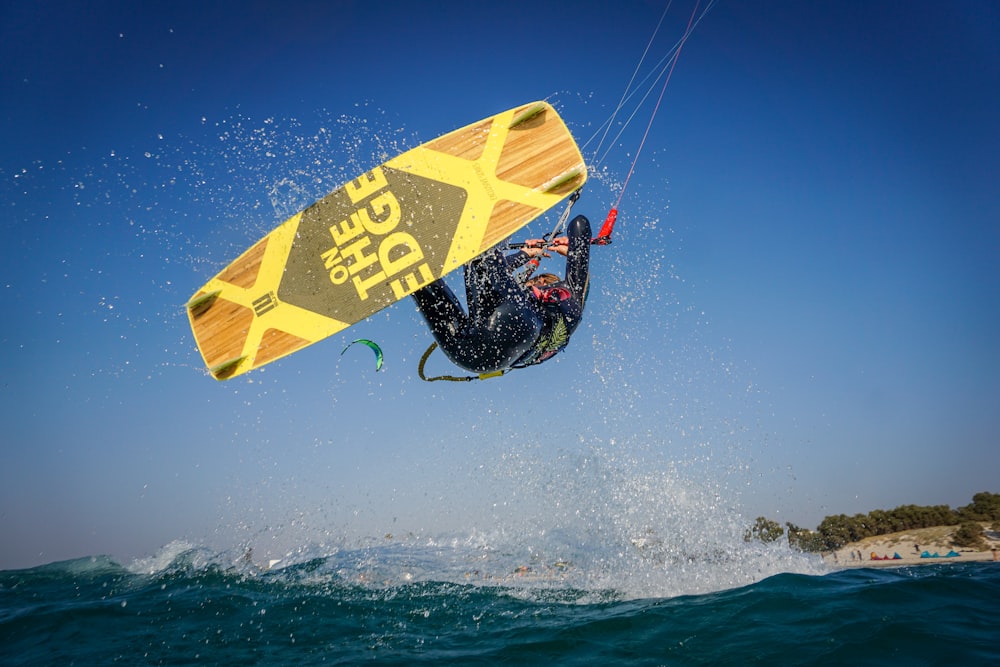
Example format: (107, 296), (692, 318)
(505, 250), (533, 270)
(563, 215), (591, 304)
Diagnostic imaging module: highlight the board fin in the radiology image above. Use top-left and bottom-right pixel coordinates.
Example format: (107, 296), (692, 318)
(210, 356), (246, 380)
(541, 166), (585, 193)
(187, 290), (221, 316)
(508, 102), (547, 128)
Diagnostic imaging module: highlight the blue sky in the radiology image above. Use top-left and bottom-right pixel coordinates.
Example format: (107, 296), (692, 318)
(2, 0), (997, 570)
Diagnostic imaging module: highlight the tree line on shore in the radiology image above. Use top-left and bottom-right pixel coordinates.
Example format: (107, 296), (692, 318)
(745, 491), (1000, 552)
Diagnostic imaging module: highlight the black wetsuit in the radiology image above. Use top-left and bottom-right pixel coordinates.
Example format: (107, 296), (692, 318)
(411, 215), (591, 374)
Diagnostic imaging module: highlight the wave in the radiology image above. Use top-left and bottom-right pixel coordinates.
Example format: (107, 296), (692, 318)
(4, 528), (824, 604)
(3, 550), (997, 665)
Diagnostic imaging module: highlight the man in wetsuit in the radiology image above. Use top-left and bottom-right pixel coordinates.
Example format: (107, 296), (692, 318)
(411, 214), (591, 374)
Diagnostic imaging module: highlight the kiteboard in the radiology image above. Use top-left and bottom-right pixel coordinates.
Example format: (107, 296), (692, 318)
(187, 101), (587, 380)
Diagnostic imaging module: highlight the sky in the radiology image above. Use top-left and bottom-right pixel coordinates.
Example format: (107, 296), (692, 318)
(1, 0), (998, 570)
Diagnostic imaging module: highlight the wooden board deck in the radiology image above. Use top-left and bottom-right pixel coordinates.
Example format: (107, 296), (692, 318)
(187, 101), (587, 380)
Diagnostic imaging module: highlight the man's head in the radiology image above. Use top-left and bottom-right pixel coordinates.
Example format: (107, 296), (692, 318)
(525, 273), (559, 288)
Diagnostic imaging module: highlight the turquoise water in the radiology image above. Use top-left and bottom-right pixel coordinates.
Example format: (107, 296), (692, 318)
(3, 544), (998, 665)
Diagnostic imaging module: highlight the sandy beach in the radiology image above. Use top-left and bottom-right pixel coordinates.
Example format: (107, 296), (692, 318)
(823, 524), (1000, 568)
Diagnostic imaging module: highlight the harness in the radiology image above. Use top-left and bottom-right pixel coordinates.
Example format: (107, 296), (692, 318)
(514, 285), (572, 366)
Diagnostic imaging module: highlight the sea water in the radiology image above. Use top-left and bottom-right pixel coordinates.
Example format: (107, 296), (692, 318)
(3, 540), (998, 665)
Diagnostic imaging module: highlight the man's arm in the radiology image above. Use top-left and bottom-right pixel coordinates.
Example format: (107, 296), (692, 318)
(504, 250), (534, 270)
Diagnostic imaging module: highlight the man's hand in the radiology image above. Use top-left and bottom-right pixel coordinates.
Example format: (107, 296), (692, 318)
(548, 236), (569, 256)
(522, 239), (550, 258)
(521, 236), (569, 258)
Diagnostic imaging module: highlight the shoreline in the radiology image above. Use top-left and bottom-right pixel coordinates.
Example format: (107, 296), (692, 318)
(821, 524), (999, 568)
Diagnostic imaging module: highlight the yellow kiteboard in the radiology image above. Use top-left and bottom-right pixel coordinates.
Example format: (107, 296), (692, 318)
(187, 101), (587, 380)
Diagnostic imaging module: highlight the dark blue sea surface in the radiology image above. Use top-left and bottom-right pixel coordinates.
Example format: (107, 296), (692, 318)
(2, 543), (998, 665)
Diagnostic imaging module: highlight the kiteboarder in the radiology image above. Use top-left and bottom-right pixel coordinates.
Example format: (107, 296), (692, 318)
(411, 214), (591, 374)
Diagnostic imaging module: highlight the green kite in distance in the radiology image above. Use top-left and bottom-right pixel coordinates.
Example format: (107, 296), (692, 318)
(341, 339), (384, 372)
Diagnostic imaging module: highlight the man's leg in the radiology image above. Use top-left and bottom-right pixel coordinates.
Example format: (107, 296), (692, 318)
(411, 279), (467, 341)
(412, 250), (541, 374)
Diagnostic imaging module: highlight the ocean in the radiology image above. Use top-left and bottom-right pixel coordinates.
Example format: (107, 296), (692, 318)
(2, 540), (998, 665)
